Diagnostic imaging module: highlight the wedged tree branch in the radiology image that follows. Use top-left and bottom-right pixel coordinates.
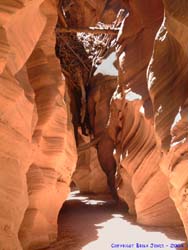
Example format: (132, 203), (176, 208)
(56, 27), (120, 35)
(59, 36), (90, 72)
(58, 0), (68, 28)
(77, 134), (102, 152)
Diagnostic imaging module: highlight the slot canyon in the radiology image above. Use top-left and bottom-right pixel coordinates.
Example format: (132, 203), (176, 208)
(1, 0), (188, 249)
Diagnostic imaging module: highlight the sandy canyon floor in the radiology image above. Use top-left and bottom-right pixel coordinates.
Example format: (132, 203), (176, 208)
(42, 190), (187, 250)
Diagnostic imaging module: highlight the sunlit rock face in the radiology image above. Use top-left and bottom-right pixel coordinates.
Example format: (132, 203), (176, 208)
(0, 1), (77, 249)
(61, 0), (106, 27)
(61, 0), (126, 27)
(73, 133), (109, 194)
(117, 0), (164, 119)
(108, 89), (182, 226)
(73, 74), (117, 194)
(148, 0), (188, 237)
(107, 0), (183, 226)
(1, 1), (188, 249)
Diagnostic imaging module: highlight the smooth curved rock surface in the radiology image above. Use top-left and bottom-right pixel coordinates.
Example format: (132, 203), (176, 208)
(148, 0), (188, 237)
(0, 1), (77, 249)
(73, 74), (117, 195)
(1, 0), (188, 248)
(106, 0), (183, 227)
(73, 133), (109, 194)
(108, 88), (182, 226)
(61, 0), (126, 27)
(117, 0), (164, 119)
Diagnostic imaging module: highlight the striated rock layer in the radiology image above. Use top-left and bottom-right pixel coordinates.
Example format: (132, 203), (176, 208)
(1, 0), (188, 248)
(148, 0), (188, 237)
(117, 0), (164, 119)
(0, 1), (77, 249)
(107, 0), (183, 226)
(73, 133), (109, 194)
(108, 89), (181, 226)
(73, 74), (117, 194)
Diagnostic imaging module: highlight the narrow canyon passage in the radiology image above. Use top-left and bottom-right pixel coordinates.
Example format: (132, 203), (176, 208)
(2, 1), (188, 250)
(42, 190), (186, 250)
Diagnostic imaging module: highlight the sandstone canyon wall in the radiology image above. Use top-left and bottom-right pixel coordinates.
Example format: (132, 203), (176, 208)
(57, 0), (125, 195)
(73, 134), (109, 194)
(73, 74), (117, 194)
(1, 0), (188, 249)
(148, 0), (188, 237)
(107, 0), (183, 226)
(0, 1), (77, 249)
(57, 0), (188, 236)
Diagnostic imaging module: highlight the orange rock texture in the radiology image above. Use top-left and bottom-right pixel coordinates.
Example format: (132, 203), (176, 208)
(1, 0), (188, 249)
(73, 74), (117, 194)
(107, 0), (184, 226)
(60, 0), (126, 27)
(116, 0), (164, 119)
(108, 92), (181, 225)
(73, 134), (109, 194)
(148, 0), (188, 237)
(0, 1), (77, 249)
(57, 0), (126, 197)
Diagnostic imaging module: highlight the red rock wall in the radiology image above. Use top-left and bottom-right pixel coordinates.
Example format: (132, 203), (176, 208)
(0, 1), (77, 249)
(61, 0), (126, 27)
(148, 0), (188, 237)
(108, 91), (181, 226)
(73, 74), (117, 194)
(1, 0), (188, 247)
(117, 0), (164, 118)
(107, 0), (183, 226)
(73, 133), (109, 194)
